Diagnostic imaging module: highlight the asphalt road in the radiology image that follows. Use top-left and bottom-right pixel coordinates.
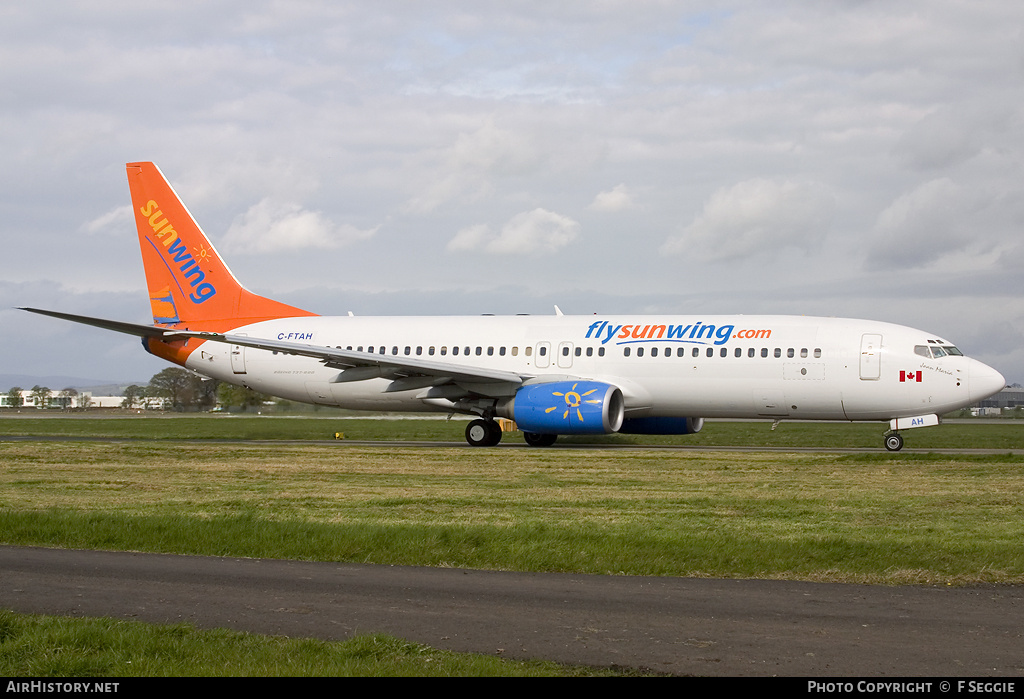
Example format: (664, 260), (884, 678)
(1, 546), (1021, 676)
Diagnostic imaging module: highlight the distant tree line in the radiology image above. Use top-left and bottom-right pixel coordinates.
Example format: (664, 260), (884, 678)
(122, 368), (271, 412)
(6, 368), (272, 412)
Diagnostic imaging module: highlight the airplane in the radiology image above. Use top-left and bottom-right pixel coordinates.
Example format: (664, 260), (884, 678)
(23, 162), (1007, 450)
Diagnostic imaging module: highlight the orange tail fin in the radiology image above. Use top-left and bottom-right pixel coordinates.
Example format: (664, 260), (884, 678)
(127, 161), (316, 331)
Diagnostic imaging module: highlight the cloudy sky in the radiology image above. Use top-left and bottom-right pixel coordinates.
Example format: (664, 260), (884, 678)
(2, 1), (1022, 385)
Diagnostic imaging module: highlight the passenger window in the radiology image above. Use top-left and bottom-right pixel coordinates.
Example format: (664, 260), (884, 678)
(453, 346), (460, 356)
(404, 346), (411, 355)
(441, 346), (447, 355)
(787, 348), (794, 358)
(638, 347), (645, 357)
(562, 346), (570, 356)
(774, 348), (781, 358)
(748, 348), (755, 357)
(524, 347), (531, 357)
(429, 346), (435, 356)
(761, 348), (768, 358)
(598, 348), (605, 357)
(677, 348), (685, 357)
(476, 347), (482, 356)
(538, 346), (546, 356)
(735, 348), (742, 358)
(487, 347), (494, 356)
(651, 347), (658, 357)
(814, 348), (821, 358)
(586, 347), (593, 357)
(800, 348), (808, 358)
(706, 347), (713, 357)
(624, 347), (631, 357)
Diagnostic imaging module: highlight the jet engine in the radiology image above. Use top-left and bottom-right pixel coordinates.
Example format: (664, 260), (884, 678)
(500, 381), (625, 435)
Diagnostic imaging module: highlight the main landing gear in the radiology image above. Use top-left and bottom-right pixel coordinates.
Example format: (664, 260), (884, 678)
(523, 432), (557, 447)
(466, 419), (503, 447)
(464, 419), (559, 447)
(884, 431), (904, 452)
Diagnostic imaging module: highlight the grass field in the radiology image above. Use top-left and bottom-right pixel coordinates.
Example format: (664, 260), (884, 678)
(0, 610), (634, 677)
(2, 416), (1022, 676)
(2, 418), (1023, 584)
(2, 414), (1023, 450)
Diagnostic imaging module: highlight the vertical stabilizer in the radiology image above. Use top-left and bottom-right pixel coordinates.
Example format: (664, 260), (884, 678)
(127, 162), (315, 330)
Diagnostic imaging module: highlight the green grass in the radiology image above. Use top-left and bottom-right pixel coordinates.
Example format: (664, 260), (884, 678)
(0, 610), (629, 677)
(1, 414), (1023, 449)
(3, 441), (1023, 584)
(2, 419), (1022, 676)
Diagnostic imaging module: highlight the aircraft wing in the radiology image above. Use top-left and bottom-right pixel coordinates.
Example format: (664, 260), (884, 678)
(21, 307), (532, 394)
(180, 329), (531, 391)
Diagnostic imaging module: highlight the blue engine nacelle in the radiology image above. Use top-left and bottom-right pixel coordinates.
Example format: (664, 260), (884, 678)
(619, 416), (704, 435)
(502, 381), (625, 435)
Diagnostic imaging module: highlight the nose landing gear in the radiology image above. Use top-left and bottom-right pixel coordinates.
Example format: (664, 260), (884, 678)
(884, 431), (904, 452)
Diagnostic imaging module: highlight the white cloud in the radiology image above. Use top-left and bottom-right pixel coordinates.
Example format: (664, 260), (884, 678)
(663, 179), (835, 262)
(221, 199), (377, 254)
(404, 119), (543, 214)
(589, 184), (634, 212)
(446, 224), (491, 252)
(81, 205), (132, 236)
(447, 208), (579, 255)
(865, 179), (985, 270)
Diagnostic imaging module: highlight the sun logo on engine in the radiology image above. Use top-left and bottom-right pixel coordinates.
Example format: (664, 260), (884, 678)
(544, 383), (601, 423)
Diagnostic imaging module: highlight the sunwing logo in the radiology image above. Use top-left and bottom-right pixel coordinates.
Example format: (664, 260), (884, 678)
(585, 320), (771, 346)
(546, 383), (602, 423)
(139, 200), (217, 304)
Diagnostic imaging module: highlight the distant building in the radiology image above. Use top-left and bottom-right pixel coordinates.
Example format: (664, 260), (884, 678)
(0, 389), (91, 409)
(976, 387), (1024, 410)
(1, 390), (171, 410)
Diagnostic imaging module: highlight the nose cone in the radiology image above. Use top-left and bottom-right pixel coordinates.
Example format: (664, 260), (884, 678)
(969, 360), (1006, 403)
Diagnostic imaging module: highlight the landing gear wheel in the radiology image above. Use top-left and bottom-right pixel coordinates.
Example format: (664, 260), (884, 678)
(884, 433), (904, 452)
(523, 432), (557, 447)
(466, 419), (502, 447)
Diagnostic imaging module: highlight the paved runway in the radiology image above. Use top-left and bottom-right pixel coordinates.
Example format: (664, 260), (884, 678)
(1, 546), (1021, 676)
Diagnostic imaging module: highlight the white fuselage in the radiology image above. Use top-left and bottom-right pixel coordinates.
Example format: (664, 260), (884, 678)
(184, 314), (1005, 422)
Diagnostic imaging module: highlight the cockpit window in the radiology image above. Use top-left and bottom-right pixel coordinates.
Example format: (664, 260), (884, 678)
(915, 344), (963, 359)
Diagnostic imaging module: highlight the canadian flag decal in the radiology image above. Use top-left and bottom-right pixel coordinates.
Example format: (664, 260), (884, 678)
(900, 370), (923, 382)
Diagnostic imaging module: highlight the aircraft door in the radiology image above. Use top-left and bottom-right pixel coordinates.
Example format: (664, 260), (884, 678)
(859, 333), (881, 380)
(230, 333), (247, 374)
(557, 342), (574, 368)
(535, 342), (551, 368)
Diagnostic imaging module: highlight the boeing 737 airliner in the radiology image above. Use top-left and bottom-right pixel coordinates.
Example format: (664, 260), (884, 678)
(23, 162), (1006, 450)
